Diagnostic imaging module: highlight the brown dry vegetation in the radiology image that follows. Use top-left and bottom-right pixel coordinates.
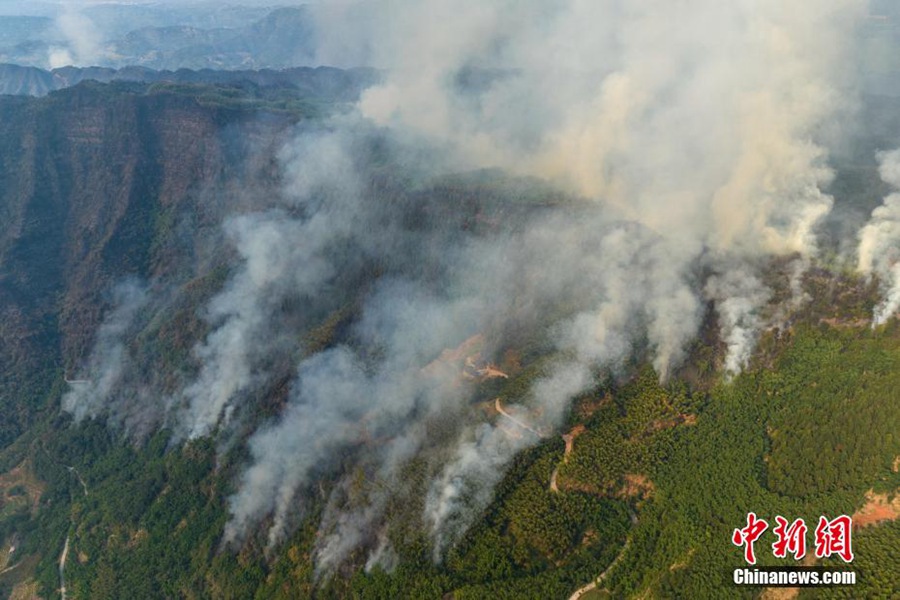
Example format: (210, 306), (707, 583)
(619, 474), (654, 500)
(8, 579), (39, 600)
(819, 317), (871, 329)
(0, 461), (44, 516)
(562, 424), (586, 462)
(573, 393), (612, 420)
(852, 489), (900, 528)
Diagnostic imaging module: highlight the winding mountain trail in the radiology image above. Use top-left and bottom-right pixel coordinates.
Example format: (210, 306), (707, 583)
(66, 467), (88, 497)
(39, 445), (89, 498)
(39, 444), (88, 600)
(568, 509), (638, 600)
(58, 536), (69, 600)
(57, 466), (87, 600)
(494, 398), (547, 439)
(0, 559), (22, 575)
(550, 425), (584, 494)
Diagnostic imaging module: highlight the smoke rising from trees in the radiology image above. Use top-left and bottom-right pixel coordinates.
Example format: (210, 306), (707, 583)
(62, 0), (881, 572)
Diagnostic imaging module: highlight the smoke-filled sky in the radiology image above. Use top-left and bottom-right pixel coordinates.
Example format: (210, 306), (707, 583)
(858, 148), (900, 324)
(62, 0), (900, 574)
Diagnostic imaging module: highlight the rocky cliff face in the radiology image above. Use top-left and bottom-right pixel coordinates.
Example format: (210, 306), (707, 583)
(0, 81), (302, 446)
(0, 63), (378, 97)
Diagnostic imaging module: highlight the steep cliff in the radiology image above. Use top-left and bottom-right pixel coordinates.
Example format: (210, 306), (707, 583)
(0, 81), (306, 447)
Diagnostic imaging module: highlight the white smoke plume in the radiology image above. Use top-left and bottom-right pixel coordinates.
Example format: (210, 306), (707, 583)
(48, 6), (103, 68)
(212, 0), (864, 566)
(426, 422), (533, 562)
(176, 129), (371, 440)
(62, 0), (867, 572)
(705, 268), (772, 377)
(320, 0), (858, 258)
(224, 278), (484, 551)
(858, 148), (900, 325)
(62, 279), (148, 422)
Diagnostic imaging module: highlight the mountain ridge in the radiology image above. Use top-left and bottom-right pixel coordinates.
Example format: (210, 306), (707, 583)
(0, 62), (379, 97)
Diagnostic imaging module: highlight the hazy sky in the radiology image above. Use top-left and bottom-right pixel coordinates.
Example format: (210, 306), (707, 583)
(0, 0), (302, 15)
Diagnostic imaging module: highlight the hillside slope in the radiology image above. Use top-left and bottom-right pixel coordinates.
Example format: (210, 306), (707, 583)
(0, 79), (897, 600)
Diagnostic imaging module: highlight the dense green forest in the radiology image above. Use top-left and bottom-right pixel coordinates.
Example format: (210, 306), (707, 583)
(0, 81), (898, 599)
(0, 310), (897, 598)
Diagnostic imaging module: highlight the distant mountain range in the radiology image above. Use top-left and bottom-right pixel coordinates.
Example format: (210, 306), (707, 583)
(0, 6), (324, 71)
(0, 63), (379, 97)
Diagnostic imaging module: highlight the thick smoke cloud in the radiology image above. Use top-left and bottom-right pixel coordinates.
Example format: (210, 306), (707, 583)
(214, 123), (721, 565)
(425, 422), (533, 562)
(858, 149), (900, 325)
(176, 130), (369, 440)
(705, 268), (772, 377)
(62, 279), (148, 422)
(63, 0), (867, 573)
(224, 280), (485, 553)
(299, 0), (861, 565)
(320, 0), (859, 258)
(49, 6), (103, 68)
